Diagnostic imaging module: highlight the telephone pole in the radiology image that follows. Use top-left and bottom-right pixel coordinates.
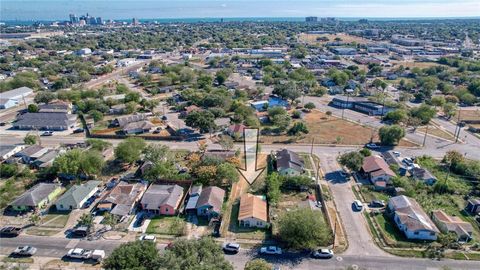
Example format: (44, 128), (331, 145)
(422, 125), (429, 147)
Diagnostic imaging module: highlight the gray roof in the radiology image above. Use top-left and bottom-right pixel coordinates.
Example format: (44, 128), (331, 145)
(35, 150), (59, 164)
(196, 186), (225, 213)
(115, 114), (146, 127)
(55, 181), (101, 207)
(15, 145), (47, 158)
(10, 183), (59, 207)
(276, 149), (304, 173)
(38, 103), (70, 113)
(411, 168), (437, 181)
(13, 113), (76, 129)
(141, 184), (184, 210)
(190, 185), (203, 196)
(388, 195), (439, 233)
(123, 120), (154, 132)
(0, 145), (18, 157)
(1, 87), (33, 100)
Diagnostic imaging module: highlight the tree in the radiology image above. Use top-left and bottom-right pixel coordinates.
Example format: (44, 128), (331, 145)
(27, 104), (38, 113)
(216, 163), (239, 186)
(379, 125), (405, 146)
(86, 139), (112, 151)
(54, 149), (104, 178)
(442, 102), (457, 120)
(430, 96), (446, 108)
(79, 150), (105, 176)
(383, 109), (408, 124)
(34, 91), (56, 104)
(273, 81), (302, 102)
(288, 122), (309, 136)
(359, 148), (371, 157)
(89, 110), (104, 122)
(103, 212), (118, 229)
(115, 137), (146, 164)
(103, 241), (161, 270)
(24, 134), (37, 145)
(0, 163), (17, 178)
(77, 213), (93, 227)
(160, 238), (233, 270)
(244, 259), (272, 270)
(410, 104), (436, 124)
(339, 151), (364, 172)
(266, 172), (282, 205)
(218, 135), (234, 150)
(185, 111), (217, 133)
(278, 208), (330, 249)
(29, 214), (41, 225)
(304, 102), (315, 111)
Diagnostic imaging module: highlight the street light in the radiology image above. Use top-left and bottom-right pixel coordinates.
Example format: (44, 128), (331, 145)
(341, 89), (354, 120)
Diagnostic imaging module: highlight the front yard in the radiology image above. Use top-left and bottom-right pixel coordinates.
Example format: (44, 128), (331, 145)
(227, 201), (271, 240)
(146, 216), (186, 236)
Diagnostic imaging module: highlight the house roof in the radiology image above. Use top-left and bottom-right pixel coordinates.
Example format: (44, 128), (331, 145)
(227, 124), (246, 134)
(1, 86), (33, 100)
(115, 114), (147, 127)
(362, 155), (396, 177)
(468, 198), (480, 205)
(238, 193), (268, 222)
(16, 145), (47, 158)
(38, 101), (71, 113)
(101, 181), (146, 216)
(55, 181), (101, 207)
(140, 184), (184, 210)
(411, 168), (437, 181)
(432, 210), (473, 236)
(14, 113), (76, 129)
(122, 120), (154, 132)
(189, 185), (203, 196)
(196, 186), (225, 213)
(389, 195), (439, 233)
(10, 183), (59, 207)
(276, 149), (304, 173)
(35, 150), (59, 164)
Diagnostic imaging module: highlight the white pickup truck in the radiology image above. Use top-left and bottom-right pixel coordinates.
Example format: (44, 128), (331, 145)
(67, 248), (105, 262)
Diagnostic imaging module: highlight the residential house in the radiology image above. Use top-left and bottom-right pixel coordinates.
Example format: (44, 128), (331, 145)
(361, 155), (396, 189)
(196, 186), (225, 219)
(238, 193), (268, 228)
(55, 181), (101, 211)
(140, 184), (184, 215)
(15, 145), (49, 164)
(13, 113), (77, 131)
(122, 120), (154, 134)
(112, 114), (147, 127)
(38, 101), (72, 113)
(387, 195), (439, 241)
(226, 124), (246, 138)
(97, 181), (147, 218)
(431, 210), (473, 242)
(185, 185), (203, 214)
(411, 168), (437, 185)
(180, 105), (201, 118)
(275, 149), (304, 176)
(32, 149), (60, 169)
(10, 183), (63, 212)
(0, 145), (25, 162)
(109, 104), (126, 115)
(465, 198), (480, 215)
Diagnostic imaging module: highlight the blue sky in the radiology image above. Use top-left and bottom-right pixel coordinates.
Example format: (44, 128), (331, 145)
(1, 0), (479, 21)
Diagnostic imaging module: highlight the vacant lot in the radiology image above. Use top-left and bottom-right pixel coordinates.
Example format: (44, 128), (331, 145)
(417, 125), (455, 141)
(458, 109), (480, 122)
(299, 33), (371, 45)
(39, 213), (70, 228)
(146, 216), (185, 236)
(261, 110), (416, 146)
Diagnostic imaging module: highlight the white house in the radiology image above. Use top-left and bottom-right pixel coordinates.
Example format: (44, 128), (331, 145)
(238, 193), (268, 228)
(388, 195), (439, 241)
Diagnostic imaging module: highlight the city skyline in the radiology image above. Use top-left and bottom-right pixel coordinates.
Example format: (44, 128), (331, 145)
(2, 0), (480, 21)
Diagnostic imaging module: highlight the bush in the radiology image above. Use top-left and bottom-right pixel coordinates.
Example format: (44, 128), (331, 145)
(0, 164), (17, 178)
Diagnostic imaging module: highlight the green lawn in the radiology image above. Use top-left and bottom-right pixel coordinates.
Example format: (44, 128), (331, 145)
(374, 213), (426, 248)
(228, 202), (271, 240)
(2, 257), (34, 264)
(25, 227), (61, 236)
(360, 186), (390, 202)
(146, 216), (185, 236)
(40, 214), (70, 228)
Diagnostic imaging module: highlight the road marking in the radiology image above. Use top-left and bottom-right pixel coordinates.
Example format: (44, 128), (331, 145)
(65, 239), (79, 249)
(336, 256), (343, 261)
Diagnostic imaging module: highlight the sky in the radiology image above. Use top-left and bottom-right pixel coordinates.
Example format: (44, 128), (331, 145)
(1, 0), (479, 21)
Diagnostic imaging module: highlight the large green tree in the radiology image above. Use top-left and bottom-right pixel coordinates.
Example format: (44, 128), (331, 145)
(278, 208), (331, 250)
(103, 241), (161, 270)
(339, 151), (364, 172)
(244, 259), (272, 270)
(379, 125), (405, 146)
(185, 110), (217, 133)
(114, 137), (146, 164)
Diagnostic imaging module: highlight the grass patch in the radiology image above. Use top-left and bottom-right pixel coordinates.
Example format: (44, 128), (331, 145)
(146, 216), (185, 236)
(386, 249), (426, 258)
(417, 126), (455, 141)
(25, 227), (61, 236)
(228, 202), (271, 240)
(2, 257), (34, 264)
(359, 186), (390, 202)
(40, 214), (70, 228)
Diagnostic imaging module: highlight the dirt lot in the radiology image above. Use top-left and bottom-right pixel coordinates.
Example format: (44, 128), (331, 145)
(417, 125), (455, 141)
(261, 110), (416, 146)
(458, 109), (480, 122)
(298, 33), (371, 45)
(390, 60), (444, 69)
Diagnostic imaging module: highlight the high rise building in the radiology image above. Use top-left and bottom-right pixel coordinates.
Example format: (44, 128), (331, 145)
(305, 16), (318, 22)
(132, 18), (139, 25)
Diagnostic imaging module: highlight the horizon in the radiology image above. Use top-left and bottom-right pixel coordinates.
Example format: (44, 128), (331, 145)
(2, 0), (480, 21)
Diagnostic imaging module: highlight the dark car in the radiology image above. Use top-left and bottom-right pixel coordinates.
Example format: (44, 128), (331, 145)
(369, 200), (386, 208)
(0, 226), (22, 237)
(71, 226), (89, 238)
(73, 128), (85, 134)
(135, 214), (146, 227)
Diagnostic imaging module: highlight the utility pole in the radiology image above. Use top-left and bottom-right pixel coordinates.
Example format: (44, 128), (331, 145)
(310, 138), (314, 155)
(454, 109), (461, 142)
(422, 125), (429, 147)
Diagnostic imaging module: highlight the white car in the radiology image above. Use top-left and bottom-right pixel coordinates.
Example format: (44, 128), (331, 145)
(402, 157), (414, 166)
(365, 143), (379, 149)
(259, 246), (282, 255)
(392, 151), (401, 157)
(311, 249), (334, 259)
(353, 200), (363, 211)
(12, 246), (37, 256)
(222, 242), (240, 253)
(139, 234), (157, 242)
(67, 248), (93, 259)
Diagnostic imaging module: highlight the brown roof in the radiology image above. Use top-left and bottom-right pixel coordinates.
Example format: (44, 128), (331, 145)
(196, 186), (225, 213)
(389, 195), (439, 233)
(362, 155), (396, 177)
(227, 124), (246, 134)
(432, 210), (473, 236)
(238, 194), (268, 222)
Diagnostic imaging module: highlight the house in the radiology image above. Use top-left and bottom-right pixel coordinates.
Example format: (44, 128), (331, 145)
(0, 87), (33, 109)
(275, 149), (304, 176)
(411, 168), (437, 185)
(465, 198), (480, 215)
(122, 120), (154, 134)
(10, 183), (63, 212)
(112, 114), (147, 127)
(13, 112), (77, 131)
(55, 181), (101, 211)
(180, 105), (201, 117)
(238, 193), (268, 228)
(431, 210), (473, 242)
(15, 145), (49, 164)
(226, 124), (246, 138)
(109, 104), (126, 115)
(0, 145), (25, 161)
(97, 181), (147, 218)
(38, 101), (72, 113)
(32, 149), (60, 168)
(361, 155), (396, 188)
(196, 186), (225, 219)
(387, 195), (439, 241)
(185, 185), (203, 214)
(140, 184), (184, 215)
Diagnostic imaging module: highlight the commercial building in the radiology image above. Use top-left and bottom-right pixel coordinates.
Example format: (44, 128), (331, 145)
(13, 112), (77, 131)
(0, 87), (33, 109)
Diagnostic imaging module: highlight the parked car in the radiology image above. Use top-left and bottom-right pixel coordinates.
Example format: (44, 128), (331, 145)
(402, 157), (414, 166)
(259, 246), (282, 255)
(135, 214), (146, 227)
(73, 128), (84, 134)
(71, 226), (89, 238)
(0, 226), (22, 237)
(369, 200), (386, 208)
(41, 131), (53, 136)
(365, 143), (379, 149)
(353, 200), (363, 211)
(392, 151), (401, 157)
(67, 248), (93, 259)
(139, 234), (156, 242)
(12, 246), (37, 256)
(311, 249), (334, 259)
(222, 242), (240, 253)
